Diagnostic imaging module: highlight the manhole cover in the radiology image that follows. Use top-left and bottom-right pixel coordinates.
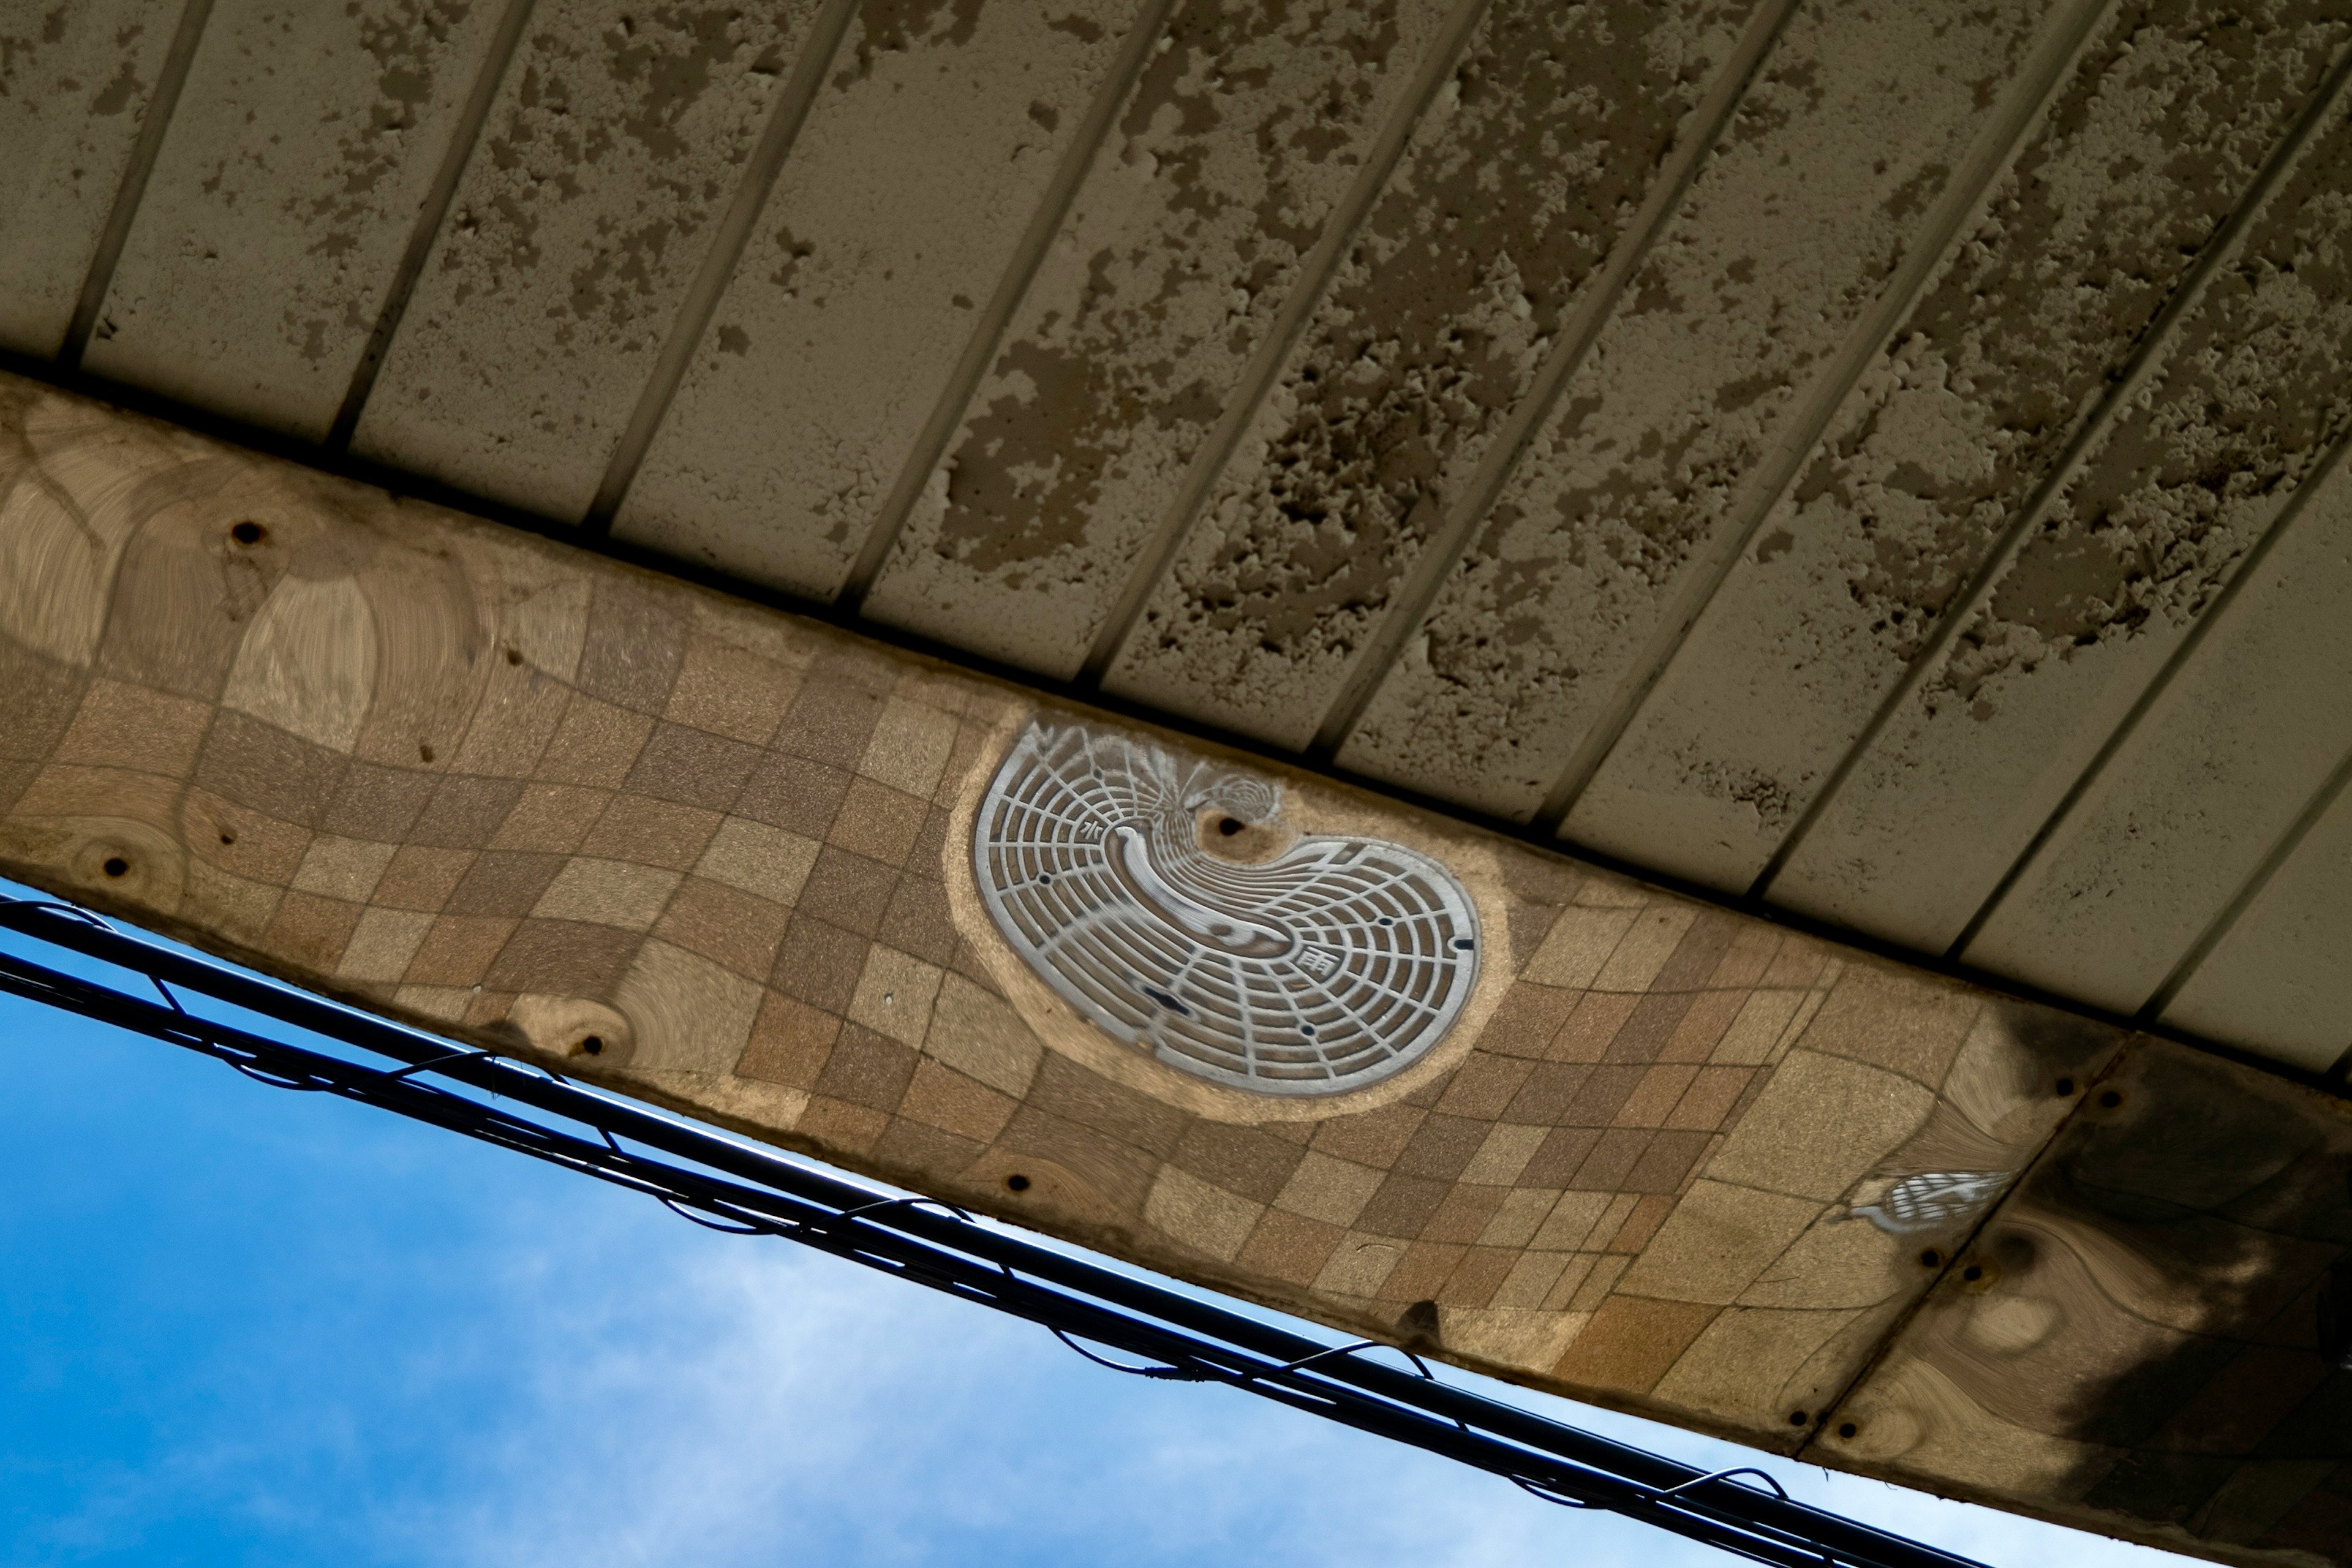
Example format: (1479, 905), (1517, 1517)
(973, 723), (1479, 1095)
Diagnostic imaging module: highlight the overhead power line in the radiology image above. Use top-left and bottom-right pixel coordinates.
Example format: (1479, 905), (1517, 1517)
(0, 895), (1986, 1568)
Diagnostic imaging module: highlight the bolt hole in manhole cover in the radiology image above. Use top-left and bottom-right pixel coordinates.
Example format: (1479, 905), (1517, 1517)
(974, 724), (1479, 1095)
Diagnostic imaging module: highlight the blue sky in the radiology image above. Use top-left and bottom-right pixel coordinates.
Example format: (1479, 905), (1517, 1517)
(0, 910), (2177, 1567)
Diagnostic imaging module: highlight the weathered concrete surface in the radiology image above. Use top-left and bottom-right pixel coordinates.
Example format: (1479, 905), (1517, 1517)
(1955, 457), (2352, 1019)
(861, 0), (1462, 676)
(1564, 0), (2352, 894)
(82, 0), (510, 439)
(2166, 780), (2352, 1074)
(1104, 0), (1763, 746)
(1786, 99), (2352, 960)
(1339, 0), (2059, 818)
(611, 0), (1142, 598)
(0, 0), (178, 356)
(0, 374), (2138, 1515)
(352, 0), (829, 516)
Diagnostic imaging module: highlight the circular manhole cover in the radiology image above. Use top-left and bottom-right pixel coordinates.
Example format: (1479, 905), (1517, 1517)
(973, 723), (1479, 1095)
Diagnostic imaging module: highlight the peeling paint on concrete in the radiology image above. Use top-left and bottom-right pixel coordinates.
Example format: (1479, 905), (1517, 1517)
(1340, 0), (2052, 819)
(1565, 0), (2352, 893)
(352, 0), (829, 516)
(1787, 97), (2352, 955)
(0, 0), (176, 355)
(1102, 0), (1762, 745)
(861, 0), (1460, 676)
(611, 0), (1140, 598)
(84, 0), (510, 439)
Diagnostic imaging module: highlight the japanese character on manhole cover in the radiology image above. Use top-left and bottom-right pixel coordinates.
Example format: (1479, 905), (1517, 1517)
(973, 723), (1480, 1095)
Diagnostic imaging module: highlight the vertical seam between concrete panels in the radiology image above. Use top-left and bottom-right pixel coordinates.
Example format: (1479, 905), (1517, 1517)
(1948, 424), (2352, 962)
(1746, 39), (2352, 901)
(579, 0), (866, 531)
(325, 0), (539, 452)
(2140, 744), (2352, 1025)
(829, 0), (1183, 605)
(1072, 0), (1498, 689)
(1303, 0), (1802, 766)
(1526, 0), (2119, 835)
(56, 0), (218, 369)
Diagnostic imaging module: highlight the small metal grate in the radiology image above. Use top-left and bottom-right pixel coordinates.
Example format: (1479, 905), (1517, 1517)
(974, 723), (1479, 1095)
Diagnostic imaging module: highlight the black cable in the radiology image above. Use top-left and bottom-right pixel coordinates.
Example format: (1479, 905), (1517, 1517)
(0, 896), (1988, 1568)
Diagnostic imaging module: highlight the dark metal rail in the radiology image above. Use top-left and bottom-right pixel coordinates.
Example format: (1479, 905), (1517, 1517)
(0, 895), (1988, 1568)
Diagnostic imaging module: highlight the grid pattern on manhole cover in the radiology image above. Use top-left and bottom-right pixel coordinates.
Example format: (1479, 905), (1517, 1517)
(974, 723), (1479, 1095)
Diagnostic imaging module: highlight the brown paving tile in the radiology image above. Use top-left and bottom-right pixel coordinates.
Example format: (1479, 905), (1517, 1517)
(1502, 1061), (1593, 1125)
(1378, 1241), (1467, 1304)
(58, 679), (211, 775)
(318, 763), (439, 842)
(1602, 993), (1698, 1065)
(374, 845), (476, 911)
(1660, 989), (1750, 1063)
(261, 891), (361, 971)
(1563, 1064), (1649, 1126)
(1028, 1054), (1186, 1159)
(1519, 1126), (1602, 1188)
(871, 1117), (984, 1179)
(1569, 1128), (1653, 1192)
(194, 711), (349, 827)
(463, 990), (517, 1028)
(1420, 1185), (1506, 1246)
(734, 753), (853, 839)
(667, 635), (797, 745)
(930, 723), (990, 808)
(736, 992), (842, 1090)
(1653, 911), (1740, 992)
(1433, 1055), (1534, 1120)
(813, 1023), (919, 1114)
(490, 783), (611, 853)
(1614, 1063), (1701, 1128)
(1438, 1246), (1518, 1310)
(538, 695), (656, 787)
(1708, 925), (1783, 990)
(826, 775), (930, 868)
(897, 1060), (1017, 1144)
(905, 804), (951, 872)
(777, 666), (886, 769)
(654, 875), (790, 979)
(14, 763), (178, 824)
(1310, 1102), (1426, 1167)
(1554, 1297), (1717, 1395)
(1393, 1114), (1488, 1182)
(580, 793), (722, 870)
(876, 873), (957, 967)
(1237, 1209), (1344, 1288)
(796, 845), (899, 937)
(405, 914), (518, 987)
(1477, 982), (1580, 1060)
(1550, 992), (1641, 1062)
(948, 936), (1001, 997)
(1169, 1121), (1307, 1206)
(574, 579), (688, 715)
(0, 758), (39, 815)
(0, 641), (83, 763)
(797, 1095), (890, 1158)
(1357, 1172), (1449, 1239)
(482, 919), (639, 994)
(1759, 935), (1831, 989)
(1623, 1132), (1711, 1196)
(186, 791), (312, 881)
(1607, 1194), (1676, 1253)
(409, 775), (526, 850)
(450, 666), (569, 778)
(1664, 1065), (1753, 1131)
(771, 914), (870, 1013)
(624, 720), (761, 811)
(993, 1105), (1158, 1218)
(443, 850), (568, 918)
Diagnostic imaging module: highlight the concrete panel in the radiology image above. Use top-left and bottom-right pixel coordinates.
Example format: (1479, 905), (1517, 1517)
(611, 0), (1146, 597)
(350, 0), (831, 516)
(81, 0), (513, 439)
(1338, 0), (2057, 818)
(858, 0), (1463, 675)
(0, 0), (181, 356)
(1563, 0), (2352, 893)
(1785, 101), (2352, 957)
(2165, 780), (2352, 1074)
(1104, 0), (1765, 745)
(1959, 456), (2352, 1018)
(0, 370), (2128, 1488)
